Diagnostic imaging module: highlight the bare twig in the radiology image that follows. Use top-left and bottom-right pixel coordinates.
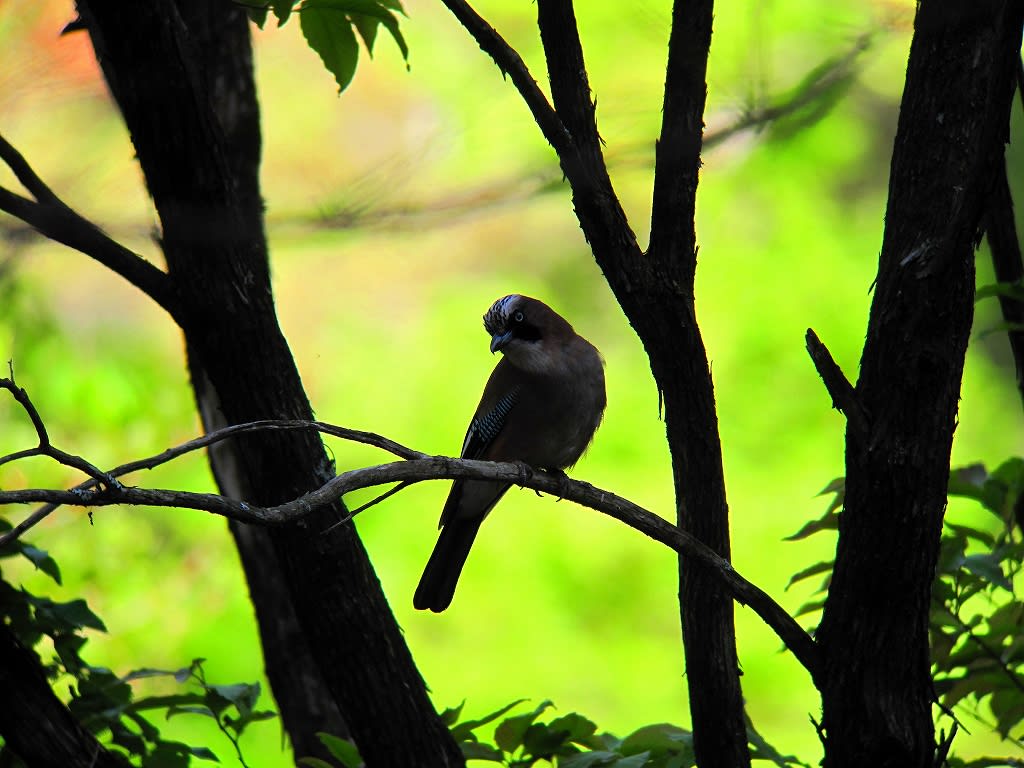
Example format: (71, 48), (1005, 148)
(0, 134), (179, 319)
(0, 389), (425, 545)
(436, 0), (570, 155)
(0, 376), (118, 485)
(0, 383), (820, 679)
(805, 328), (870, 439)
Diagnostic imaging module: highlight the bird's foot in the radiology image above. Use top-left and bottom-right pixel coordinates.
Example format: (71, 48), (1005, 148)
(512, 460), (534, 484)
(548, 468), (570, 501)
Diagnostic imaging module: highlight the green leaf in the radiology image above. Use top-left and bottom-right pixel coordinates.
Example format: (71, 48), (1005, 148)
(141, 741), (194, 768)
(522, 721), (572, 759)
(460, 741), (504, 761)
(53, 632), (88, 675)
(206, 681), (261, 717)
(976, 321), (1024, 340)
(439, 700), (465, 727)
(613, 752), (654, 768)
(188, 746), (219, 762)
(247, 4), (270, 28)
(18, 544), (62, 584)
(166, 704), (217, 720)
(975, 281), (1024, 303)
(619, 723), (693, 759)
(272, 0), (296, 25)
(317, 732), (363, 767)
(175, 659), (205, 684)
(990, 687), (1024, 738)
(298, 759), (336, 768)
(815, 477), (845, 496)
(785, 560), (834, 591)
(747, 715), (808, 766)
(28, 595), (107, 633)
(784, 509), (839, 542)
(300, 0), (362, 93)
(561, 752), (623, 768)
(303, 0), (409, 65)
(943, 521), (996, 548)
(450, 698), (527, 741)
(494, 700), (553, 753)
(351, 14), (378, 55)
(961, 554), (1011, 591)
(547, 712), (598, 743)
(794, 598), (826, 618)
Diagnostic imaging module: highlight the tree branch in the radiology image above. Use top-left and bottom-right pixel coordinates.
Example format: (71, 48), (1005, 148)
(435, 0), (571, 155)
(805, 328), (870, 439)
(0, 384), (819, 679)
(648, 0), (713, 285)
(534, 0), (599, 154)
(0, 134), (180, 320)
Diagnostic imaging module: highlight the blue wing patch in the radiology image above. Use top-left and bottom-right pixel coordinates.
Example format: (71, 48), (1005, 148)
(462, 388), (519, 458)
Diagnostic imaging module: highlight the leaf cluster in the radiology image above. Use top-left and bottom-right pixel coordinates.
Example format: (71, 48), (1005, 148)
(300, 700), (809, 768)
(248, 0), (409, 93)
(786, 458), (1024, 763)
(0, 518), (275, 768)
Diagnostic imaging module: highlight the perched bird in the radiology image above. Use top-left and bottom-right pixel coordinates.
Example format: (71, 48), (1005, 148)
(414, 294), (606, 612)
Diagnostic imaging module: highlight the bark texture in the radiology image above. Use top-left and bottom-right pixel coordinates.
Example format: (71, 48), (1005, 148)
(815, 2), (1024, 766)
(0, 622), (127, 768)
(536, 0), (746, 763)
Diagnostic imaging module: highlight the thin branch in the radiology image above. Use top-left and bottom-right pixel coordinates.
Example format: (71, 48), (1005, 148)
(534, 0), (599, 154)
(805, 328), (870, 439)
(0, 376), (119, 485)
(0, 381), (820, 678)
(0, 453), (820, 678)
(0, 134), (179, 320)
(0, 394), (424, 545)
(435, 0), (571, 155)
(648, 0), (714, 277)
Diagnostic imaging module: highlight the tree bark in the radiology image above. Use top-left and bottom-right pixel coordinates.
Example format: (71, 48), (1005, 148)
(0, 622), (127, 768)
(75, 1), (464, 765)
(815, 2), (1024, 766)
(530, 1), (747, 763)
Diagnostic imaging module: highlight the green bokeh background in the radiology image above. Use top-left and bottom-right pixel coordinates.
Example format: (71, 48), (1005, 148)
(1, 0), (1022, 764)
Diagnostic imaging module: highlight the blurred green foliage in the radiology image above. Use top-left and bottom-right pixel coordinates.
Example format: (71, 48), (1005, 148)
(1, 0), (1022, 765)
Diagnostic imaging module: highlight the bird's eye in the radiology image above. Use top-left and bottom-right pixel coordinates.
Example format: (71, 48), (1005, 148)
(513, 310), (525, 323)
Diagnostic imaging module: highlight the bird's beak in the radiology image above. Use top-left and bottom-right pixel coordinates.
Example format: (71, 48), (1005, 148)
(490, 331), (513, 354)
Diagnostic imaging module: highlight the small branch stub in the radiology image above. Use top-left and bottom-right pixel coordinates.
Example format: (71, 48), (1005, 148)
(805, 328), (869, 439)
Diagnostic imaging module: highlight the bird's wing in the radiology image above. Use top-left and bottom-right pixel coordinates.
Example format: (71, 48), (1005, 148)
(460, 387), (520, 459)
(438, 386), (519, 529)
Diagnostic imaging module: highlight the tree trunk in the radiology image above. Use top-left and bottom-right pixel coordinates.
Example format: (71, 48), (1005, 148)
(815, 2), (1024, 766)
(531, 0), (748, 763)
(0, 622), (127, 768)
(76, 1), (464, 765)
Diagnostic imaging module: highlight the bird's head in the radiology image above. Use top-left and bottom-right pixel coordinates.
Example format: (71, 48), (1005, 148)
(482, 294), (575, 374)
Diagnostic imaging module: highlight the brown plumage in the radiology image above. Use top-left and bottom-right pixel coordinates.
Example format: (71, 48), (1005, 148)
(414, 294), (606, 612)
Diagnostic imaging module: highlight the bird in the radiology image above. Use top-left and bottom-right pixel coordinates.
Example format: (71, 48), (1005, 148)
(413, 294), (606, 612)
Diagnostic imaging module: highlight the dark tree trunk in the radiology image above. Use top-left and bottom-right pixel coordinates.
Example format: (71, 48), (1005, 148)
(75, 1), (464, 765)
(0, 622), (127, 768)
(531, 0), (747, 764)
(815, 2), (1024, 766)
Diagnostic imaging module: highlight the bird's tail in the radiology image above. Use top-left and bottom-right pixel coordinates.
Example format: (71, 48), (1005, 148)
(413, 517), (484, 612)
